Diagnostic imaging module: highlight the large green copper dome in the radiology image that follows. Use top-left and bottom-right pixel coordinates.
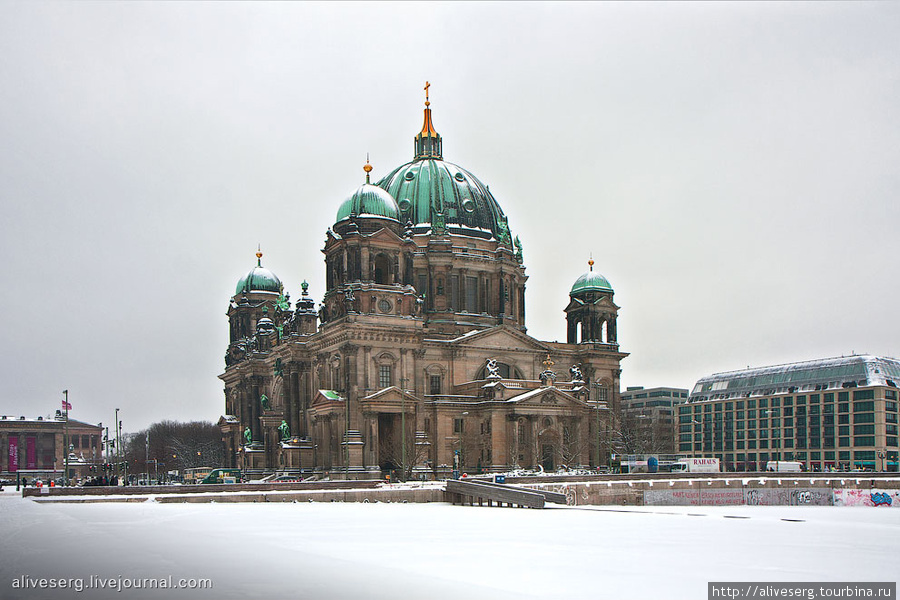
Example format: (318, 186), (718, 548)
(570, 269), (613, 295)
(376, 159), (511, 242)
(335, 182), (400, 223)
(374, 101), (513, 244)
(236, 252), (283, 295)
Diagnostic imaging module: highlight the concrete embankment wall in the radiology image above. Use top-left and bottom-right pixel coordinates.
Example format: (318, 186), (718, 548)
(152, 488), (445, 504)
(521, 477), (900, 507)
(22, 479), (382, 498)
(22, 475), (900, 507)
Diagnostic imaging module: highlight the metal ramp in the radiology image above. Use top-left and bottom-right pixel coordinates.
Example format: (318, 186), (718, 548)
(445, 479), (568, 508)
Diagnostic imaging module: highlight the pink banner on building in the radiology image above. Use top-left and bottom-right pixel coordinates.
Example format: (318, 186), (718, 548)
(8, 436), (18, 472)
(26, 436), (36, 469)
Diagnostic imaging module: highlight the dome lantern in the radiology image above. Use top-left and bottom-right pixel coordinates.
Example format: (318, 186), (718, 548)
(413, 81), (442, 161)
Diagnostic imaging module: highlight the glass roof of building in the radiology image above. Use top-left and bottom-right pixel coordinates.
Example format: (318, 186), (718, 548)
(689, 355), (900, 402)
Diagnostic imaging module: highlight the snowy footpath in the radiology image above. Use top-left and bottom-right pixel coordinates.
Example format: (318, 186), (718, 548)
(1, 487), (898, 599)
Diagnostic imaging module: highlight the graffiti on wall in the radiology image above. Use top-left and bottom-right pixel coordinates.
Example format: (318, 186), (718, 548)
(644, 489), (701, 506)
(833, 489), (900, 507)
(744, 488), (832, 506)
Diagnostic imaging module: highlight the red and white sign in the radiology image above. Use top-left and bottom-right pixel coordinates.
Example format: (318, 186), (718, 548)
(8, 437), (18, 473)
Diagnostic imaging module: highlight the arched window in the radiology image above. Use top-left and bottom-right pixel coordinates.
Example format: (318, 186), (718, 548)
(373, 254), (392, 285)
(476, 361), (524, 380)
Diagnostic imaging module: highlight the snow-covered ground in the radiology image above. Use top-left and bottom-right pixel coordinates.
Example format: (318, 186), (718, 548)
(1, 486), (898, 599)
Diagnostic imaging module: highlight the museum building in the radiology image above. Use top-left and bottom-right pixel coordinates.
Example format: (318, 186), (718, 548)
(218, 89), (628, 479)
(1, 412), (103, 482)
(681, 355), (900, 472)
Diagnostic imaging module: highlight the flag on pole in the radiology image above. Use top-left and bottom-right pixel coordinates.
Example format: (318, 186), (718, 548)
(62, 399), (71, 411)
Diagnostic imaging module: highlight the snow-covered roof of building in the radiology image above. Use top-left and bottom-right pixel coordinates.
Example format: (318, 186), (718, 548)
(689, 354), (900, 402)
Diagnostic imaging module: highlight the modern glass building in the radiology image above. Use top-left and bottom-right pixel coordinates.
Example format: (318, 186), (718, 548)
(680, 355), (900, 472)
(620, 386), (688, 454)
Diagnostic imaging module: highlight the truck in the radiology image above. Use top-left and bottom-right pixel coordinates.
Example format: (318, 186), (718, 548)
(199, 468), (242, 484)
(765, 461), (803, 473)
(669, 458), (720, 473)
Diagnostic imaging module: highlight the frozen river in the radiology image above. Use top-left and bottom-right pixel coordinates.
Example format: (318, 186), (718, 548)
(1, 487), (897, 599)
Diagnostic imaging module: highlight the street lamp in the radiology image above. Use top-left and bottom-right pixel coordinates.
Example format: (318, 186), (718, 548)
(399, 377), (409, 481)
(63, 390), (70, 486)
(877, 450), (886, 472)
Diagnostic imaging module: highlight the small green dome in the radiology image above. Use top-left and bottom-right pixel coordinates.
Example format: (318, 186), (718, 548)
(570, 269), (613, 295)
(335, 183), (400, 223)
(236, 252), (283, 295)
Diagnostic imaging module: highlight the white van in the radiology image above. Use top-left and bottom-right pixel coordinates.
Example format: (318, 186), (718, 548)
(766, 461), (803, 472)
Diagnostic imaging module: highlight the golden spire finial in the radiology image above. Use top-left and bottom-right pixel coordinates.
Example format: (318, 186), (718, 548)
(588, 257), (594, 271)
(424, 81), (431, 107)
(363, 153), (373, 183)
(256, 245), (263, 267)
(543, 353), (555, 368)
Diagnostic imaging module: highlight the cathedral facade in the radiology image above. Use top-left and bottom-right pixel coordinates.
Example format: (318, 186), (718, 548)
(218, 89), (627, 479)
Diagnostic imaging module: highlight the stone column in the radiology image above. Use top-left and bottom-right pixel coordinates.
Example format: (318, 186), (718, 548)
(362, 245), (370, 282)
(289, 370), (300, 439)
(342, 345), (364, 471)
(251, 380), (262, 442)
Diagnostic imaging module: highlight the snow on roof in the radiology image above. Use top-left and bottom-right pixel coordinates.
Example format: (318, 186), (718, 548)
(690, 354), (900, 401)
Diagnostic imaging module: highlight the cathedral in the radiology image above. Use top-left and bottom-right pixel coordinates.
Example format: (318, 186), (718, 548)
(218, 87), (627, 479)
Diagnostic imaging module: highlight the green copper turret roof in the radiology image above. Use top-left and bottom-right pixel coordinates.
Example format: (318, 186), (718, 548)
(335, 183), (400, 222)
(335, 159), (401, 224)
(570, 260), (613, 295)
(235, 250), (283, 295)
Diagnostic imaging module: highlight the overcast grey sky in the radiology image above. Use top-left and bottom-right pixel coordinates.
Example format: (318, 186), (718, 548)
(1, 2), (898, 432)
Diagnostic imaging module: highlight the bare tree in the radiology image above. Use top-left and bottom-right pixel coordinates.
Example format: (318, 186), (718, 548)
(557, 415), (590, 468)
(379, 425), (430, 481)
(124, 420), (224, 480)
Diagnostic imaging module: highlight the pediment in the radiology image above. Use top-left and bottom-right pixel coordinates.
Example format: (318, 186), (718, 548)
(360, 386), (420, 413)
(565, 296), (619, 312)
(310, 389), (345, 408)
(363, 386), (420, 403)
(364, 227), (404, 244)
(451, 325), (550, 352)
(218, 415), (239, 428)
(592, 296), (619, 310)
(508, 386), (587, 408)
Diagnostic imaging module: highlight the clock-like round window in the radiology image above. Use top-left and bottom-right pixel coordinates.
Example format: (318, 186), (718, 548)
(378, 299), (393, 313)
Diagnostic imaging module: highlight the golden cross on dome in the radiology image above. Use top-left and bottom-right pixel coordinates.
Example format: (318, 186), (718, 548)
(424, 81), (431, 107)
